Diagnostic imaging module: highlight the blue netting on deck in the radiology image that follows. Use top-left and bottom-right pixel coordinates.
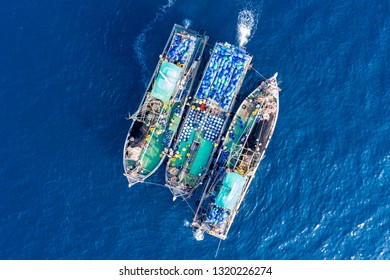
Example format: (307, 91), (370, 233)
(199, 115), (224, 142)
(162, 130), (173, 147)
(206, 205), (231, 227)
(177, 108), (205, 143)
(167, 34), (195, 65)
(195, 43), (250, 110)
(216, 150), (229, 166)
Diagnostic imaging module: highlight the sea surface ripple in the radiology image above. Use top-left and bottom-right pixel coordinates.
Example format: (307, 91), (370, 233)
(0, 0), (389, 259)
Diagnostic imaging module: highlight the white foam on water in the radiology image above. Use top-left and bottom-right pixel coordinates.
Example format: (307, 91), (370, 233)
(236, 0), (263, 48)
(134, 0), (177, 85)
(237, 9), (256, 48)
(183, 220), (190, 227)
(183, 18), (192, 29)
(134, 32), (148, 81)
(162, 0), (176, 12)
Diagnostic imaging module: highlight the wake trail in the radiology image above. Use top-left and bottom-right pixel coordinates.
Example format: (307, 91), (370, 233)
(183, 18), (192, 29)
(236, 0), (263, 48)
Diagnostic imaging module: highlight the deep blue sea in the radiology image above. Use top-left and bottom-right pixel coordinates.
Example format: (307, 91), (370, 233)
(0, 0), (389, 260)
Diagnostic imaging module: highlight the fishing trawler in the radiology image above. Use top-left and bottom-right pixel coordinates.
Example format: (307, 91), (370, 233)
(123, 24), (208, 187)
(191, 73), (280, 240)
(165, 43), (253, 199)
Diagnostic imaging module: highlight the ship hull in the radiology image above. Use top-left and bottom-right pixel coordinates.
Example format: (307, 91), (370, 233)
(123, 24), (208, 187)
(191, 73), (280, 240)
(165, 43), (253, 199)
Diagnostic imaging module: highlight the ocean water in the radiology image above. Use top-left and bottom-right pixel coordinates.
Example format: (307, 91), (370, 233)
(0, 0), (389, 260)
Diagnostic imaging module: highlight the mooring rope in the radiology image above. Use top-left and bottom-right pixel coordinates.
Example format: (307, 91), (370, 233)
(181, 195), (196, 215)
(250, 65), (267, 80)
(215, 239), (222, 258)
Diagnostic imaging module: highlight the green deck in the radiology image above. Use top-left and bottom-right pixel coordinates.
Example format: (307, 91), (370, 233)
(171, 109), (182, 128)
(139, 102), (181, 175)
(171, 129), (195, 168)
(226, 115), (251, 150)
(169, 129), (215, 187)
(139, 129), (165, 175)
(189, 139), (213, 176)
(223, 103), (257, 161)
